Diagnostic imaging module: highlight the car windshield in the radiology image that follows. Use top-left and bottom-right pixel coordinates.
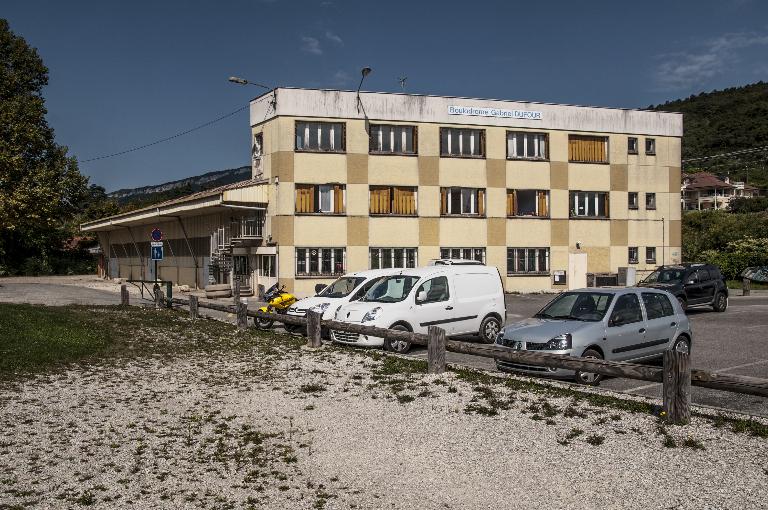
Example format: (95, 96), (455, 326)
(643, 269), (685, 284)
(534, 292), (614, 322)
(317, 277), (366, 298)
(363, 276), (420, 303)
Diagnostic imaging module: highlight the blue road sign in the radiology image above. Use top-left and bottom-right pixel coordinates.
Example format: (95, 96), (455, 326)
(151, 245), (164, 261)
(151, 228), (163, 242)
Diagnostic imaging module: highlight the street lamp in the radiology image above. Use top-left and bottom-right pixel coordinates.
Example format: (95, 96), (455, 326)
(357, 67), (372, 113)
(228, 76), (273, 91)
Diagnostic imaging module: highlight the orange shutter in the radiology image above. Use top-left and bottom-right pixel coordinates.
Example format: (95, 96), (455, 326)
(477, 189), (485, 216)
(507, 190), (516, 216)
(393, 187), (416, 215)
(296, 185), (314, 213)
(538, 191), (548, 217)
(334, 185), (344, 213)
(440, 188), (448, 215)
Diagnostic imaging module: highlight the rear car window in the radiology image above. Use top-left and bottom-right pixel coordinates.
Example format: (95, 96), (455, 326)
(611, 293), (643, 325)
(642, 292), (675, 319)
(697, 269), (711, 281)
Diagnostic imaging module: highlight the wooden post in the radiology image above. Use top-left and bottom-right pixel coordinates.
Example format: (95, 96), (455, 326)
(427, 326), (447, 374)
(189, 295), (199, 320)
(237, 299), (248, 329)
(120, 284), (129, 306)
(233, 279), (241, 304)
(153, 284), (163, 308)
(307, 310), (322, 348)
(663, 350), (691, 425)
(743, 278), (751, 297)
(165, 281), (173, 308)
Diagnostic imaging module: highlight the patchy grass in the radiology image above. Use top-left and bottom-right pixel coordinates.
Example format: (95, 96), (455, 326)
(585, 434), (605, 446)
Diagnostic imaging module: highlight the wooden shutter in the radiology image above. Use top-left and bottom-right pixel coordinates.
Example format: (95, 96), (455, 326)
(537, 191), (548, 217)
(569, 136), (607, 163)
(477, 189), (485, 216)
(507, 190), (516, 216)
(440, 188), (448, 215)
(295, 185), (314, 213)
(393, 187), (416, 215)
(334, 185), (344, 213)
(370, 187), (390, 214)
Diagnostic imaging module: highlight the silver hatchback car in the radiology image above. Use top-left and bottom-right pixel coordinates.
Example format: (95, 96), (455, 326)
(495, 288), (693, 385)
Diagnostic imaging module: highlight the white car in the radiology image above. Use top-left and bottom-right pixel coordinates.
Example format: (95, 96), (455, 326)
(331, 265), (506, 353)
(285, 269), (402, 333)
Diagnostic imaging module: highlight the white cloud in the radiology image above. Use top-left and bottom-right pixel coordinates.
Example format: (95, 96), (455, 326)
(300, 36), (322, 55)
(654, 31), (768, 91)
(332, 70), (352, 86)
(325, 30), (343, 45)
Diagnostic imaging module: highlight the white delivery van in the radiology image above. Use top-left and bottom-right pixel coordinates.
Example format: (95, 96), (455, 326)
(331, 265), (506, 353)
(285, 268), (402, 331)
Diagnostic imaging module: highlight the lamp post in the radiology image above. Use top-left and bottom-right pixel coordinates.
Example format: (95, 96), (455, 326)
(228, 76), (272, 91)
(357, 67), (372, 113)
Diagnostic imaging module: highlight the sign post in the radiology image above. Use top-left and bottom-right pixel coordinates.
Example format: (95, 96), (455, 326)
(150, 228), (163, 283)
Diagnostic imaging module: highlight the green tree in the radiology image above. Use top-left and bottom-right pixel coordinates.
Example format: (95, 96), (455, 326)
(0, 18), (89, 274)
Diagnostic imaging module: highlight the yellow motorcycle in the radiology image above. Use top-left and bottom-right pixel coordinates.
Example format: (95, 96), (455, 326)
(256, 283), (298, 330)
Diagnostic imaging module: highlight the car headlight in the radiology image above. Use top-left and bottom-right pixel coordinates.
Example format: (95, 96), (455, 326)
(361, 307), (382, 323)
(545, 333), (572, 350)
(310, 303), (330, 313)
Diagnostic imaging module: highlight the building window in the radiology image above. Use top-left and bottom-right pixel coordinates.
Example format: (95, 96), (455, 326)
(507, 248), (549, 275)
(569, 191), (609, 218)
(295, 121), (345, 152)
(628, 247), (638, 264)
(628, 137), (638, 155)
(440, 128), (485, 158)
(252, 133), (263, 178)
(645, 138), (656, 155)
(369, 186), (417, 215)
(295, 184), (345, 214)
(440, 187), (485, 216)
(440, 247), (486, 264)
(369, 124), (417, 155)
(507, 131), (547, 160)
(568, 135), (608, 163)
(507, 190), (549, 217)
(645, 192), (656, 210)
(628, 192), (639, 210)
(369, 248), (417, 269)
(296, 248), (346, 277)
(646, 247), (657, 264)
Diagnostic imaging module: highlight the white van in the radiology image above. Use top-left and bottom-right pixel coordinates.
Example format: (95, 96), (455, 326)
(285, 268), (402, 326)
(331, 265), (506, 353)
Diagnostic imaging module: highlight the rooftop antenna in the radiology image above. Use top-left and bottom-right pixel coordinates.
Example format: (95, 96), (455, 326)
(398, 76), (407, 90)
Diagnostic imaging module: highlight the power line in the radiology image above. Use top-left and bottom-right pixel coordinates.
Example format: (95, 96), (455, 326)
(682, 144), (768, 165)
(80, 104), (249, 163)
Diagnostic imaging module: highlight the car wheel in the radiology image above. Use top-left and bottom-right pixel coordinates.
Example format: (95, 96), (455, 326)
(383, 324), (412, 354)
(677, 296), (688, 312)
(479, 315), (501, 344)
(712, 292), (728, 312)
(672, 336), (691, 355)
(574, 348), (604, 386)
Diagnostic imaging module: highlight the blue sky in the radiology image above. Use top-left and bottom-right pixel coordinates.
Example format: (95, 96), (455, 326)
(4, 0), (768, 191)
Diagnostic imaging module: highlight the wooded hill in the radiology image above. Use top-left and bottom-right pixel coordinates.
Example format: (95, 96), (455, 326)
(650, 81), (768, 189)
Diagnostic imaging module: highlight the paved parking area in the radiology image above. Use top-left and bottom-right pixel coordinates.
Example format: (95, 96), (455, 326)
(1, 276), (766, 416)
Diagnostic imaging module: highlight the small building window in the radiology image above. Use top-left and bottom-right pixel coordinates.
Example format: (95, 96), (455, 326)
(646, 192), (656, 210)
(440, 247), (486, 264)
(568, 135), (608, 163)
(628, 247), (639, 264)
(295, 184), (345, 214)
(628, 192), (639, 210)
(628, 137), (638, 155)
(569, 191), (609, 218)
(295, 121), (345, 152)
(296, 248), (345, 277)
(507, 132), (547, 160)
(645, 138), (656, 155)
(369, 124), (417, 155)
(646, 247), (657, 264)
(369, 248), (417, 269)
(440, 187), (485, 216)
(507, 190), (549, 217)
(507, 248), (549, 275)
(440, 128), (485, 158)
(369, 186), (417, 215)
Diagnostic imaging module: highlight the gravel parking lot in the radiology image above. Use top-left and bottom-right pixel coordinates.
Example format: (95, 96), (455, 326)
(1, 276), (767, 416)
(1, 305), (766, 509)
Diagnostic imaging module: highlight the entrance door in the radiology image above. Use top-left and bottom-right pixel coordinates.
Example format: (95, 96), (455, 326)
(233, 256), (251, 288)
(256, 255), (277, 298)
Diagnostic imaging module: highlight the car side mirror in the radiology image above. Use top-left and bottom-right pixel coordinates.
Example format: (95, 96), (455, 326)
(314, 284), (327, 295)
(416, 290), (427, 303)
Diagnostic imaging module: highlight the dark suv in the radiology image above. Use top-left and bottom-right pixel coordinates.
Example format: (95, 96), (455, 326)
(637, 264), (728, 312)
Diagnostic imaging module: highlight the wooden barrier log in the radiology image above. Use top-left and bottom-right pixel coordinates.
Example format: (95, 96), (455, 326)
(248, 310), (308, 327)
(321, 319), (429, 346)
(189, 295), (198, 319)
(690, 369), (768, 398)
(743, 278), (751, 296)
(237, 300), (248, 330)
(427, 326), (446, 374)
(663, 350), (691, 424)
(307, 310), (322, 348)
(120, 284), (129, 306)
